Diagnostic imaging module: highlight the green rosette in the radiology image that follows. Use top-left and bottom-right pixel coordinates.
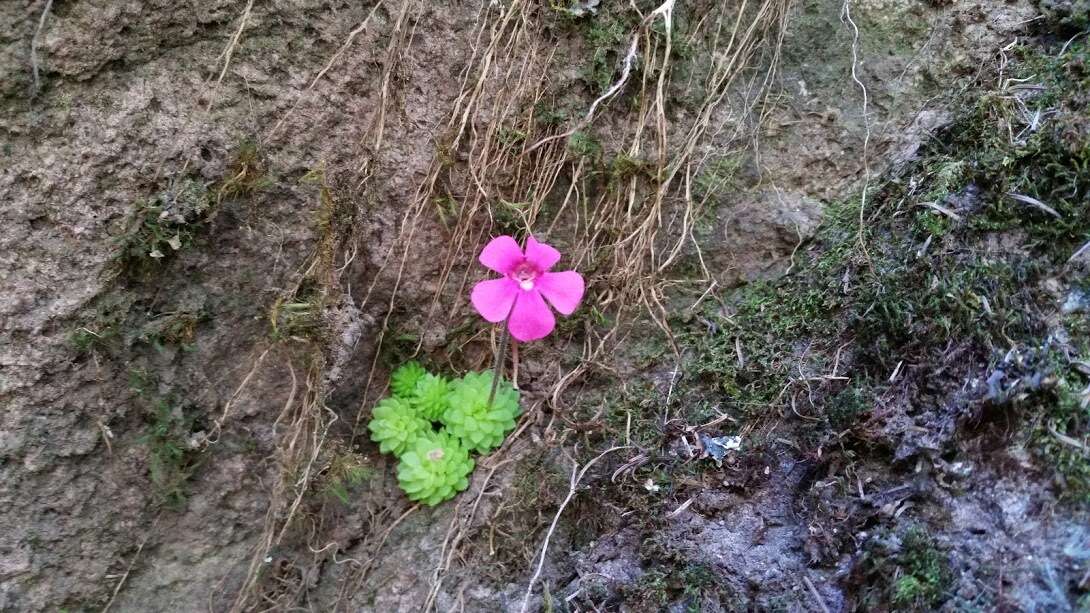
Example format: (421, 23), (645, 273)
(441, 371), (520, 454)
(368, 397), (429, 456)
(411, 373), (452, 421)
(396, 431), (475, 506)
(390, 361), (428, 398)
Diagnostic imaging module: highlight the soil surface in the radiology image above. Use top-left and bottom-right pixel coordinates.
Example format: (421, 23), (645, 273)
(1, 1), (1087, 611)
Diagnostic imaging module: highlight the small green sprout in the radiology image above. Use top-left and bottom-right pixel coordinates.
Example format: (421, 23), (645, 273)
(390, 361), (427, 398)
(442, 371), (521, 454)
(367, 397), (429, 456)
(411, 373), (452, 421)
(397, 431), (475, 506)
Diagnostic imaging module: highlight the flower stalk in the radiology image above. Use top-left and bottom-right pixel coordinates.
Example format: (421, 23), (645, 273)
(488, 325), (510, 408)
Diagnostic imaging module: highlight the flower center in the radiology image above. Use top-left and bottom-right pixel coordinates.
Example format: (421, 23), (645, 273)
(426, 447), (445, 462)
(511, 260), (539, 291)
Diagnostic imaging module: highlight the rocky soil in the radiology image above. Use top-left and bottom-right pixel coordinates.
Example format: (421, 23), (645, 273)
(1, 0), (1087, 611)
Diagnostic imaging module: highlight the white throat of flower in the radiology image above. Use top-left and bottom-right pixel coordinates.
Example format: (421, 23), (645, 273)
(513, 261), (539, 291)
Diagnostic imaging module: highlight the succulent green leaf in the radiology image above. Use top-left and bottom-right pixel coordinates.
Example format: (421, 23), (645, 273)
(411, 373), (452, 421)
(390, 361), (428, 398)
(368, 397), (429, 456)
(396, 431), (475, 506)
(442, 371), (521, 454)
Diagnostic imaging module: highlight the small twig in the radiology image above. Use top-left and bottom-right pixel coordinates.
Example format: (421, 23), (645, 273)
(523, 36), (640, 155)
(1048, 424), (1089, 452)
(665, 497), (694, 518)
(888, 360), (904, 383)
(102, 514), (160, 612)
(1069, 239), (1090, 264)
(209, 345), (273, 443)
(30, 0), (54, 97)
(519, 446), (629, 613)
(918, 201), (963, 221)
(803, 574), (831, 613)
(265, 1), (385, 140)
(206, 0), (255, 111)
(841, 0), (873, 264)
(1007, 192), (1061, 219)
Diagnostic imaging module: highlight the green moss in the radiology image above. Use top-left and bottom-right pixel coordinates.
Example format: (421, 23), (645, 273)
(826, 384), (872, 431)
(658, 39), (1090, 472)
(319, 449), (374, 505)
(604, 380), (667, 449)
(70, 294), (207, 359)
(69, 325), (113, 354)
(111, 142), (272, 281)
(619, 561), (724, 612)
(68, 297), (128, 354)
(491, 199), (531, 236)
(534, 100), (570, 127)
(680, 270), (841, 419)
(1031, 379), (1090, 503)
(568, 131), (603, 160)
(130, 368), (202, 509)
(694, 155), (746, 201)
(137, 309), (207, 351)
(624, 570), (670, 611)
(213, 140), (271, 203)
(609, 153), (654, 184)
(268, 280), (325, 342)
(857, 527), (952, 610)
(1036, 0), (1090, 32)
(581, 13), (629, 93)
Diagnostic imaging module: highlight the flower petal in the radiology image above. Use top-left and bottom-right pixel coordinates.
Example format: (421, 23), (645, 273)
(507, 290), (555, 342)
(479, 235), (524, 274)
(471, 278), (518, 322)
(524, 235), (561, 271)
(537, 270), (584, 316)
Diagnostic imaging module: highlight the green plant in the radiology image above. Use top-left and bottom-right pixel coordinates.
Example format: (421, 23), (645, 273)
(213, 140), (270, 203)
(370, 364), (523, 505)
(130, 368), (200, 509)
(1030, 379), (1090, 502)
(368, 397), (430, 456)
(69, 325), (116, 354)
(609, 153), (654, 184)
(112, 178), (209, 278)
(581, 13), (628, 92)
(138, 310), (205, 351)
(694, 155), (745, 200)
(893, 529), (951, 608)
(268, 280), (325, 342)
(568, 131), (603, 160)
(390, 361), (427, 398)
(442, 371), (521, 453)
(321, 450), (374, 505)
(396, 431), (475, 506)
(857, 527), (951, 610)
(411, 373), (452, 421)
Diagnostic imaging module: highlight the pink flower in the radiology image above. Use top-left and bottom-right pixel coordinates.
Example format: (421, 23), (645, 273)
(470, 235), (585, 342)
